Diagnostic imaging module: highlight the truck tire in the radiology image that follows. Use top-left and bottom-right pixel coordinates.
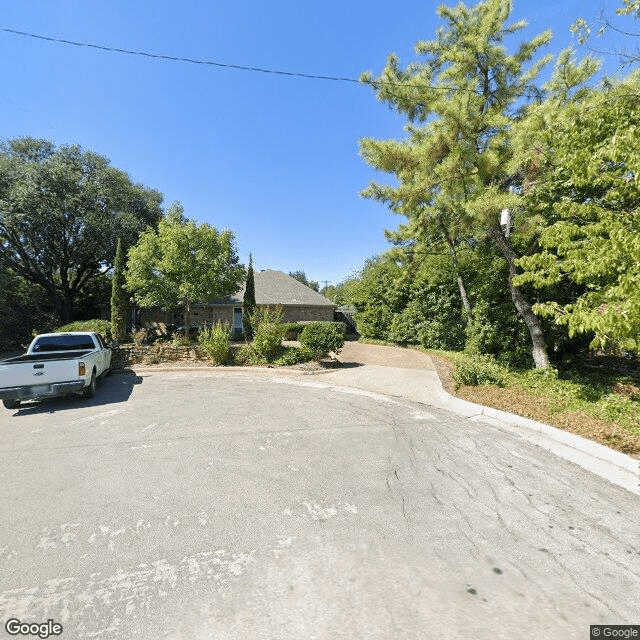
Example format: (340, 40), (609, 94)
(83, 371), (97, 399)
(3, 399), (20, 410)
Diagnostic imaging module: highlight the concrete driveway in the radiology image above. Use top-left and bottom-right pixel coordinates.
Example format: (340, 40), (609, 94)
(1, 369), (638, 640)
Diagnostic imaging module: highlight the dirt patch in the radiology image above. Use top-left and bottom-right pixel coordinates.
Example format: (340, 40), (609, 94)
(613, 381), (640, 400)
(336, 341), (435, 370)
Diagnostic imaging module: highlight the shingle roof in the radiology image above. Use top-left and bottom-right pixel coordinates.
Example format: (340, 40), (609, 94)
(206, 269), (336, 307)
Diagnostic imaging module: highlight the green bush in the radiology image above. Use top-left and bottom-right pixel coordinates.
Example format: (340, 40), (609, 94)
(54, 319), (113, 341)
(452, 354), (508, 388)
(251, 307), (287, 360)
(282, 321), (345, 340)
(235, 343), (267, 366)
(329, 321), (347, 334)
(282, 322), (306, 339)
(464, 301), (532, 368)
(199, 322), (232, 365)
(274, 346), (315, 366)
(299, 322), (345, 360)
(387, 302), (428, 346)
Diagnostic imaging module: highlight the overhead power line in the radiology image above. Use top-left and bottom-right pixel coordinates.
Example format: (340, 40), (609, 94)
(1, 27), (363, 83)
(0, 26), (526, 97)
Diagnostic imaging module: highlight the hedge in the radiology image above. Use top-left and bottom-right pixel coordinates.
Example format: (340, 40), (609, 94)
(53, 319), (113, 341)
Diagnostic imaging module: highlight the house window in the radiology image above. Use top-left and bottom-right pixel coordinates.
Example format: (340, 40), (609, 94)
(233, 308), (243, 333)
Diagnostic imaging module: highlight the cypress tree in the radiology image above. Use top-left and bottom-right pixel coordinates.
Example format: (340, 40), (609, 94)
(111, 237), (126, 342)
(243, 253), (256, 339)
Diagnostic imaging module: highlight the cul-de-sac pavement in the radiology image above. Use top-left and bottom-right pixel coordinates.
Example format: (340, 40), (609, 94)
(1, 344), (638, 640)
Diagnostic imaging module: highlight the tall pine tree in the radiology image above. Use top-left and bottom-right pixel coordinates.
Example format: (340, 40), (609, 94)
(360, 0), (555, 367)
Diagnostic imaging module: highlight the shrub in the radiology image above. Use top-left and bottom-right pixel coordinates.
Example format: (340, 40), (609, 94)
(251, 307), (286, 360)
(452, 354), (507, 388)
(235, 343), (267, 365)
(54, 319), (113, 341)
(464, 301), (532, 368)
(387, 303), (427, 346)
(282, 321), (345, 340)
(199, 322), (232, 365)
(282, 322), (306, 339)
(172, 335), (191, 347)
(299, 322), (345, 360)
(274, 346), (315, 366)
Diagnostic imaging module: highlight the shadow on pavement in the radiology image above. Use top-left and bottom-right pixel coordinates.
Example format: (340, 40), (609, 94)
(334, 361), (365, 369)
(9, 370), (144, 417)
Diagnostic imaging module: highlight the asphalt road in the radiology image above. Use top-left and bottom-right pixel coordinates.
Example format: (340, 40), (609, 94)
(1, 370), (638, 640)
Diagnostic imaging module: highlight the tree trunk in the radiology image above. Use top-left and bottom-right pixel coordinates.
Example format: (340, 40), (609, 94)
(57, 294), (74, 325)
(184, 298), (191, 338)
(490, 225), (549, 369)
(439, 219), (473, 325)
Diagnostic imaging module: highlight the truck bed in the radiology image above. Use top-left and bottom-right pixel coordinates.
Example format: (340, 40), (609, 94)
(1, 350), (92, 365)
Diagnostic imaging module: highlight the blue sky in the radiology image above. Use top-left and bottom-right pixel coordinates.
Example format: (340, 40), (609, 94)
(0, 0), (632, 286)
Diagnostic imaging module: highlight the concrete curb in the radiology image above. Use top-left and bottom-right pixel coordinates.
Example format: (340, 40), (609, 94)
(420, 363), (639, 495)
(427, 371), (639, 473)
(125, 365), (324, 377)
(477, 405), (638, 472)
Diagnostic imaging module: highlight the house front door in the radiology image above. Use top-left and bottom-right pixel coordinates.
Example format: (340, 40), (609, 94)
(233, 308), (243, 334)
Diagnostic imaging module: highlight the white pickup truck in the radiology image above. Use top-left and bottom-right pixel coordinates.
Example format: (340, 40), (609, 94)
(0, 332), (113, 410)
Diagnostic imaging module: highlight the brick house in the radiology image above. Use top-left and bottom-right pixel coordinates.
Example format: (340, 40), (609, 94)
(129, 269), (337, 333)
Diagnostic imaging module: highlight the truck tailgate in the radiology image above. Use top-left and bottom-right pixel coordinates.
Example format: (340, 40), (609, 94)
(0, 359), (82, 390)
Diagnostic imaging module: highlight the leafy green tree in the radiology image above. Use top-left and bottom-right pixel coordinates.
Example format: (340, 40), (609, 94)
(387, 252), (468, 349)
(333, 278), (361, 307)
(360, 0), (556, 367)
(320, 284), (337, 301)
(348, 254), (408, 340)
(0, 137), (163, 324)
(514, 75), (640, 353)
(320, 278), (360, 306)
(124, 203), (244, 331)
(571, 0), (640, 66)
(110, 238), (126, 342)
(72, 272), (112, 321)
(243, 253), (256, 339)
(0, 263), (56, 350)
(288, 270), (319, 292)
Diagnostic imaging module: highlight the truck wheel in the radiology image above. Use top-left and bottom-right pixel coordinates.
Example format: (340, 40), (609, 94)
(83, 371), (97, 399)
(3, 399), (20, 410)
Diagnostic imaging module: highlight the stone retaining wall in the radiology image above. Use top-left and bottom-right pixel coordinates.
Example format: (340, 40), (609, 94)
(112, 344), (206, 368)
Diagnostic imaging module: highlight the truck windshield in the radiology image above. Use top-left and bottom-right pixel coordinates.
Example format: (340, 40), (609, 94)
(31, 335), (95, 352)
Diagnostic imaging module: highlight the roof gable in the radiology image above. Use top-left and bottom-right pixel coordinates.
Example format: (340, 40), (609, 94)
(207, 270), (336, 307)
(245, 270), (336, 306)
